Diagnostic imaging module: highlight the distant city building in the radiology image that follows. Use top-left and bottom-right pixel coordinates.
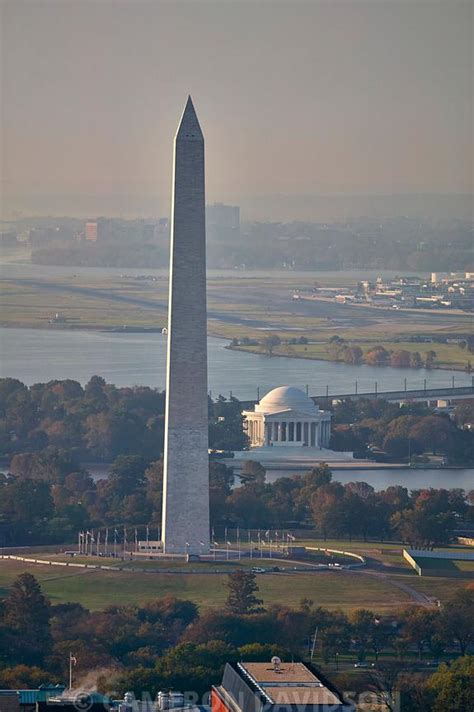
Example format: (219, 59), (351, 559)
(212, 660), (354, 711)
(85, 221), (98, 242)
(242, 386), (331, 448)
(206, 203), (240, 241)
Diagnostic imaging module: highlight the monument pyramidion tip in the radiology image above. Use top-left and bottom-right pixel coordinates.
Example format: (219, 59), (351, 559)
(176, 95), (203, 141)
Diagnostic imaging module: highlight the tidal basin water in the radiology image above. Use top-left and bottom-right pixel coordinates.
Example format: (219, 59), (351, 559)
(1, 327), (471, 400)
(69, 463), (474, 492)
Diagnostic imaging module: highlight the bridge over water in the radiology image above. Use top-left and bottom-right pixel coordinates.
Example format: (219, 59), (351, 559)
(240, 384), (474, 409)
(311, 384), (474, 404)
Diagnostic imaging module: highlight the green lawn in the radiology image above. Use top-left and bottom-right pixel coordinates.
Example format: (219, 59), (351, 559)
(404, 575), (472, 600)
(0, 559), (414, 613)
(412, 556), (474, 577)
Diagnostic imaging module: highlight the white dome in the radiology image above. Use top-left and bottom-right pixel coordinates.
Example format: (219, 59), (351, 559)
(256, 386), (317, 414)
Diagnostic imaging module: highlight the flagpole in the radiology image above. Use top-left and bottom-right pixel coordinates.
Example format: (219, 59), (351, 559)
(69, 652), (74, 690)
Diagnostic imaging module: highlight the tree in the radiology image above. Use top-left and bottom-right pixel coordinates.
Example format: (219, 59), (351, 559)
(426, 656), (474, 712)
(364, 346), (390, 366)
(4, 573), (52, 664)
(209, 462), (234, 526)
(351, 609), (377, 662)
(84, 375), (107, 406)
(454, 401), (474, 428)
(310, 481), (345, 539)
(409, 352), (423, 368)
(367, 663), (406, 712)
(227, 483), (270, 527)
(209, 396), (248, 451)
(145, 460), (163, 522)
(238, 642), (288, 661)
(425, 350), (437, 368)
(409, 416), (455, 455)
(241, 460), (266, 485)
(0, 478), (55, 545)
(343, 346), (363, 365)
(226, 571), (263, 615)
(262, 335), (281, 355)
(439, 588), (474, 655)
(399, 607), (438, 660)
(0, 665), (59, 689)
(390, 507), (454, 548)
(303, 464), (332, 489)
(390, 350), (411, 368)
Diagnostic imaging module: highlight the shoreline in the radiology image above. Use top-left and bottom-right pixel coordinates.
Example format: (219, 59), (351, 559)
(224, 344), (470, 373)
(1, 456), (472, 473)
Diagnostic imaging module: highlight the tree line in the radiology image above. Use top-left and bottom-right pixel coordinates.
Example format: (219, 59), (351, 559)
(1, 450), (472, 548)
(329, 396), (474, 464)
(0, 572), (472, 711)
(230, 334), (472, 371)
(213, 462), (473, 547)
(0, 378), (247, 461)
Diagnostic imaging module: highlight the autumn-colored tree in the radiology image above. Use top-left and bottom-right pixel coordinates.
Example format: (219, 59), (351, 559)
(409, 416), (455, 455)
(241, 460), (266, 485)
(426, 656), (474, 712)
(364, 345), (390, 366)
(390, 350), (411, 368)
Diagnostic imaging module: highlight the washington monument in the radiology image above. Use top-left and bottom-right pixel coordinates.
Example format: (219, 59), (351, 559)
(161, 97), (210, 555)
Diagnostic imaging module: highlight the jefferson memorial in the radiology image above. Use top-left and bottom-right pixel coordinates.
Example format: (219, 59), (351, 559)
(242, 386), (331, 448)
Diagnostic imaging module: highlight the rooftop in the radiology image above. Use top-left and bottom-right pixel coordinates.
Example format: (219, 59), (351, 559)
(214, 660), (353, 711)
(239, 662), (342, 706)
(255, 386), (318, 415)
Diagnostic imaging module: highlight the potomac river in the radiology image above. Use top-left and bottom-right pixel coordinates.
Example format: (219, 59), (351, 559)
(0, 326), (471, 400)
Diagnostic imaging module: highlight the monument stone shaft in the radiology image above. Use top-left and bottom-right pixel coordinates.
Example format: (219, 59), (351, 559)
(162, 96), (210, 555)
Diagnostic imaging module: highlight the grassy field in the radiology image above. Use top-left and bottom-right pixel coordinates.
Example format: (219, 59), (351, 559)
(0, 558), (416, 612)
(411, 556), (474, 577)
(2, 535), (472, 613)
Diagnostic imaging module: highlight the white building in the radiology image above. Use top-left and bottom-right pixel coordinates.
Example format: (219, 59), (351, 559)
(243, 386), (331, 448)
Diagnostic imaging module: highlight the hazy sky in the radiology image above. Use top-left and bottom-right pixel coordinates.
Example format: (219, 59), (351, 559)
(1, 0), (472, 216)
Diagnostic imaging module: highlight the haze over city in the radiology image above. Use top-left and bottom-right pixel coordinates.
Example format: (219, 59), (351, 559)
(2, 0), (472, 219)
(1, 2), (474, 710)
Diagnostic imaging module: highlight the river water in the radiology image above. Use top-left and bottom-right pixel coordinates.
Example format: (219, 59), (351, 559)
(1, 327), (470, 400)
(54, 463), (471, 492)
